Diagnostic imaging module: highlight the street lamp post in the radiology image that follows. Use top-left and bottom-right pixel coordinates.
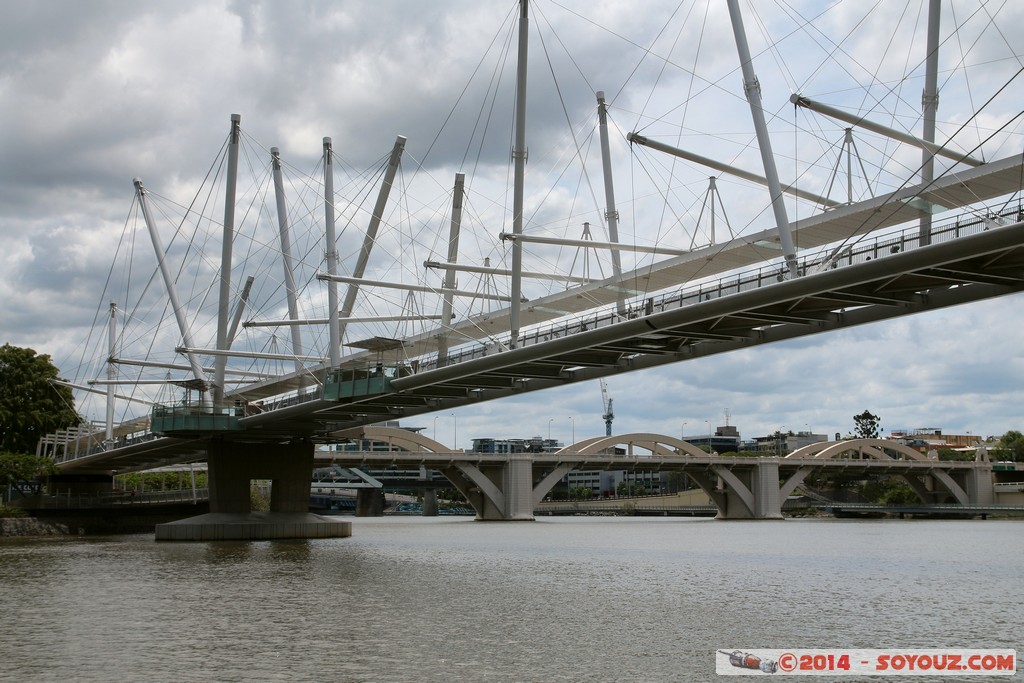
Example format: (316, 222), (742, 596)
(681, 422), (687, 440)
(548, 418), (553, 441)
(570, 416), (575, 444)
(433, 416), (439, 441)
(451, 413), (457, 451)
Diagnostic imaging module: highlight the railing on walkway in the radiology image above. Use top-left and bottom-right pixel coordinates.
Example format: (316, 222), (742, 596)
(823, 503), (1024, 515)
(413, 204), (1023, 373)
(35, 488), (211, 509)
(48, 430), (164, 465)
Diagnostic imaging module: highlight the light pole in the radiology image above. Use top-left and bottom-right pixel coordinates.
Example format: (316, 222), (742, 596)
(433, 416), (439, 441)
(451, 413), (457, 451)
(570, 416), (575, 444)
(681, 422), (687, 440)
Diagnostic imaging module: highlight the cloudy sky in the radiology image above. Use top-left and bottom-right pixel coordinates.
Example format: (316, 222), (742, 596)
(2, 0), (1022, 448)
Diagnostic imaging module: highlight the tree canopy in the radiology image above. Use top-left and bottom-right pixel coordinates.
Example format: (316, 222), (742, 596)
(0, 451), (57, 493)
(993, 430), (1024, 461)
(0, 344), (79, 454)
(853, 410), (881, 439)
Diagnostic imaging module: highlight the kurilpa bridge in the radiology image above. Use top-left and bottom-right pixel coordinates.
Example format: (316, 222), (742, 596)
(39, 1), (1024, 539)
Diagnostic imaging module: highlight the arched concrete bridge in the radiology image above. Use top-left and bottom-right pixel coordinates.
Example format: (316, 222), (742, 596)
(323, 428), (995, 521)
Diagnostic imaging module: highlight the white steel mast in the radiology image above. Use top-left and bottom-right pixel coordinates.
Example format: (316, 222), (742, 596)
(270, 146), (304, 374)
(726, 0), (799, 278)
(337, 135), (407, 346)
(134, 178), (207, 390)
(596, 91), (625, 316)
(105, 301), (116, 447)
(213, 114), (241, 405)
(323, 137), (341, 368)
(509, 0), (529, 348)
(437, 173), (465, 367)
(920, 0), (941, 246)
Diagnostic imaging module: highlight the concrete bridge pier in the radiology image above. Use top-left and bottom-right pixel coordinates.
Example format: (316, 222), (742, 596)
(422, 488), (439, 516)
(445, 455), (536, 521)
(356, 488), (385, 516)
(965, 466), (995, 505)
(155, 439), (352, 541)
(713, 460), (784, 520)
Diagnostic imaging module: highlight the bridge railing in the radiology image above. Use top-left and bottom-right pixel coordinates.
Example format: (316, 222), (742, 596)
(36, 487), (211, 508)
(151, 401), (246, 434)
(252, 386), (323, 413)
(413, 204), (1022, 373)
(47, 430), (164, 465)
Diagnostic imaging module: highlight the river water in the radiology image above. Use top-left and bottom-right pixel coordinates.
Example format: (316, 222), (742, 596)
(0, 517), (1020, 682)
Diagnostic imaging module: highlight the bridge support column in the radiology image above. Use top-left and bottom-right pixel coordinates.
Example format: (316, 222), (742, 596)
(449, 455), (535, 521)
(155, 439), (352, 541)
(355, 488), (385, 516)
(714, 461), (784, 519)
(503, 455), (535, 520)
(965, 466), (994, 506)
(422, 488), (439, 516)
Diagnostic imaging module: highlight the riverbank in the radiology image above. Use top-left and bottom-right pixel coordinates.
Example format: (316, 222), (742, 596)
(0, 502), (210, 537)
(0, 517), (72, 537)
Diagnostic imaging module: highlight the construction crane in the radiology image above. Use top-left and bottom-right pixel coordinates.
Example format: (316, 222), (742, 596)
(599, 378), (614, 436)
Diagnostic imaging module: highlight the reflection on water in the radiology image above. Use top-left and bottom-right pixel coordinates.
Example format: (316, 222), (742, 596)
(0, 518), (1020, 682)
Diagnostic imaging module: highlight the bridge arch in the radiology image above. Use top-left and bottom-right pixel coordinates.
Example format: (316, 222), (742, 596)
(786, 438), (927, 461)
(784, 438), (967, 505)
(555, 433), (726, 512)
(331, 425), (539, 520)
(560, 432), (711, 459)
(332, 425), (451, 453)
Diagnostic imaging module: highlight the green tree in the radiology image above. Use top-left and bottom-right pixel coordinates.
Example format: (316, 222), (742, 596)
(859, 476), (918, 505)
(616, 481), (646, 497)
(0, 344), (79, 453)
(937, 448), (973, 462)
(250, 483), (271, 511)
(853, 410), (881, 439)
(768, 430), (791, 455)
(992, 430), (1024, 461)
(0, 451), (57, 493)
(569, 486), (593, 500)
